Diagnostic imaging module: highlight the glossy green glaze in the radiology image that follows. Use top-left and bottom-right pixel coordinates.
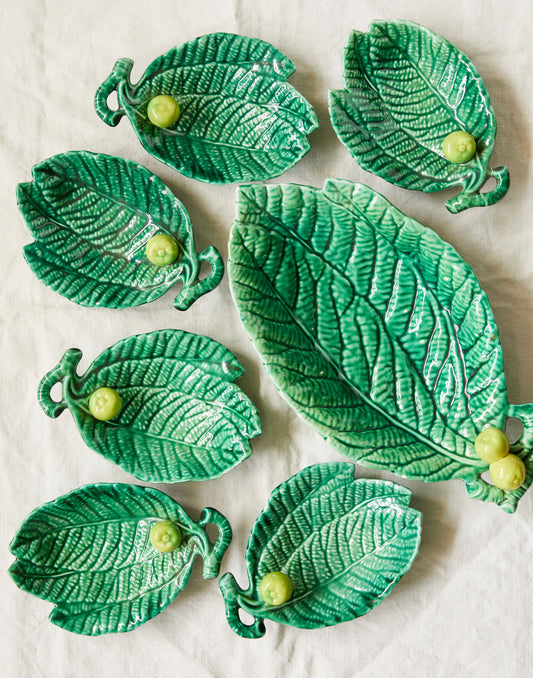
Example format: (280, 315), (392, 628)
(9, 484), (232, 635)
(17, 151), (223, 310)
(328, 21), (509, 213)
(95, 33), (318, 183)
(228, 179), (533, 512)
(219, 463), (421, 638)
(38, 330), (262, 482)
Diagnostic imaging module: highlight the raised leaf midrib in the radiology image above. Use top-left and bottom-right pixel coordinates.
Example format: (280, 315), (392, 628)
(236, 210), (478, 466)
(275, 511), (419, 612)
(35, 164), (173, 232)
(27, 240), (182, 293)
(371, 23), (468, 130)
(256, 485), (411, 571)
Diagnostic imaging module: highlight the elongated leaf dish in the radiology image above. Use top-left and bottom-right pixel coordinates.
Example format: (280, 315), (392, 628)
(328, 21), (509, 213)
(18, 151), (223, 309)
(220, 463), (421, 637)
(228, 179), (533, 512)
(95, 32), (318, 183)
(9, 484), (232, 635)
(38, 329), (262, 482)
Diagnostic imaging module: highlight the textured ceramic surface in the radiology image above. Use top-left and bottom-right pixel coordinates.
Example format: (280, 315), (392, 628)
(18, 151), (223, 309)
(9, 484), (232, 635)
(219, 463), (421, 638)
(328, 21), (509, 213)
(95, 32), (318, 184)
(38, 329), (261, 482)
(228, 179), (533, 512)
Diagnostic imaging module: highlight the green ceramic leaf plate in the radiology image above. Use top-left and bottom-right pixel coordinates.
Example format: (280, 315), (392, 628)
(17, 151), (223, 310)
(219, 463), (421, 638)
(38, 329), (262, 482)
(328, 21), (509, 213)
(228, 179), (533, 513)
(95, 32), (318, 183)
(9, 483), (232, 635)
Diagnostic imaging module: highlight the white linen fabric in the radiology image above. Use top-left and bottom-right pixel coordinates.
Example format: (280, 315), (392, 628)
(1, 1), (532, 676)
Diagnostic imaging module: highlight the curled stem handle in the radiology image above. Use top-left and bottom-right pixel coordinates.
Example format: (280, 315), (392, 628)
(199, 507), (233, 579)
(173, 246), (225, 311)
(37, 349), (83, 418)
(94, 58), (134, 127)
(446, 166), (510, 214)
(218, 573), (266, 639)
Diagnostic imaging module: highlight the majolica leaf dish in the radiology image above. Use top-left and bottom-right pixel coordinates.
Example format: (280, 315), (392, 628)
(17, 151), (223, 310)
(328, 21), (509, 213)
(219, 463), (421, 638)
(228, 179), (533, 512)
(95, 32), (318, 183)
(38, 330), (262, 482)
(9, 484), (232, 635)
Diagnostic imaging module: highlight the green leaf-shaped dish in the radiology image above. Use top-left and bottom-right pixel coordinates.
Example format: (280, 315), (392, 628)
(18, 151), (223, 310)
(228, 179), (533, 512)
(328, 21), (509, 213)
(38, 329), (261, 482)
(95, 33), (318, 183)
(219, 463), (421, 637)
(9, 484), (232, 635)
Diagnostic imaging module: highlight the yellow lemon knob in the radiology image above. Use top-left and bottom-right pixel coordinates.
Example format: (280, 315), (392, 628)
(474, 427), (510, 463)
(145, 233), (180, 266)
(147, 95), (180, 128)
(88, 387), (122, 421)
(489, 454), (526, 491)
(149, 520), (182, 553)
(258, 571), (293, 606)
(442, 130), (477, 164)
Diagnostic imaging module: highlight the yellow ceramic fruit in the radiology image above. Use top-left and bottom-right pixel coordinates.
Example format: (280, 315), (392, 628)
(489, 454), (526, 491)
(145, 233), (180, 266)
(474, 427), (510, 464)
(149, 520), (182, 553)
(88, 387), (122, 421)
(442, 130), (477, 164)
(258, 571), (293, 606)
(147, 95), (181, 128)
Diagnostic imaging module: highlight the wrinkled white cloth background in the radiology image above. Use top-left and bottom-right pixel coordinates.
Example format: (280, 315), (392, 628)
(1, 1), (532, 676)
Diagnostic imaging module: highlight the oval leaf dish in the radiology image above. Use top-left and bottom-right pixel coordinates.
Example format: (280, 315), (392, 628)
(9, 483), (232, 635)
(219, 463), (421, 638)
(95, 32), (318, 183)
(17, 151), (223, 310)
(38, 329), (262, 482)
(328, 21), (509, 213)
(228, 179), (533, 512)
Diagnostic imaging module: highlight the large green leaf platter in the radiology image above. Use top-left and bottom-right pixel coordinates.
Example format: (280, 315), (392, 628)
(95, 32), (318, 183)
(228, 179), (533, 513)
(9, 483), (232, 635)
(38, 329), (261, 482)
(17, 151), (223, 310)
(328, 21), (509, 213)
(219, 463), (421, 637)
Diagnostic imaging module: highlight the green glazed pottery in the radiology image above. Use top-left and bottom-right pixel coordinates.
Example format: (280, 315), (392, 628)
(38, 329), (262, 482)
(228, 179), (533, 512)
(17, 151), (223, 310)
(219, 463), (421, 638)
(95, 32), (318, 183)
(328, 21), (509, 213)
(9, 483), (232, 635)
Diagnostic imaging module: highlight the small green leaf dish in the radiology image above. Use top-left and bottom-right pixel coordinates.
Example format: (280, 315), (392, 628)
(17, 151), (223, 310)
(228, 179), (533, 512)
(9, 483), (232, 635)
(219, 463), (421, 638)
(328, 21), (509, 213)
(38, 329), (262, 482)
(95, 32), (318, 183)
